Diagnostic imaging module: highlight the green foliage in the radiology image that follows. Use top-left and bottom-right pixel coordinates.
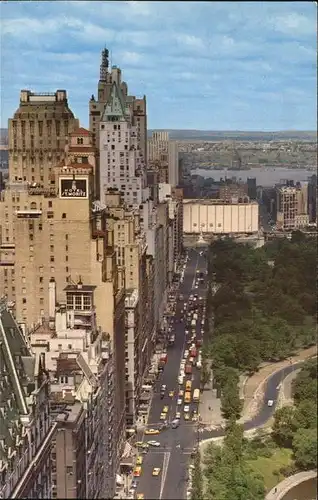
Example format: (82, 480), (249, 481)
(272, 360), (318, 470)
(272, 406), (297, 447)
(292, 428), (318, 470)
(221, 379), (243, 420)
(206, 237), (317, 374)
(191, 452), (204, 500)
(203, 426), (266, 500)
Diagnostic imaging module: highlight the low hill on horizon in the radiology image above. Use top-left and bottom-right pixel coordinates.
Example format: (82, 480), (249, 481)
(148, 129), (317, 141)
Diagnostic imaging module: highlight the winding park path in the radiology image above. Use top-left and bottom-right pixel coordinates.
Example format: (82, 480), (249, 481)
(265, 470), (317, 500)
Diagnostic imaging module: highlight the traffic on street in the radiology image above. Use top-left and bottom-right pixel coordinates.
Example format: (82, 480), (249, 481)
(128, 247), (302, 500)
(134, 248), (207, 500)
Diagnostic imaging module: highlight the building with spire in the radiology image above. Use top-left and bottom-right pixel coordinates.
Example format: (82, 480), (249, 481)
(99, 82), (147, 207)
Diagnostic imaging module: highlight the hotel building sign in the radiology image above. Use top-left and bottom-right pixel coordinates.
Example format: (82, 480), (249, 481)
(60, 177), (88, 199)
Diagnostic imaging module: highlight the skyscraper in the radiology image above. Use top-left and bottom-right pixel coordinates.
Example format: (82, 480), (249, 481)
(8, 90), (79, 187)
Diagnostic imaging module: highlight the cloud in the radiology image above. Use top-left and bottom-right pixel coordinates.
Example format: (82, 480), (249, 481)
(1, 1), (317, 130)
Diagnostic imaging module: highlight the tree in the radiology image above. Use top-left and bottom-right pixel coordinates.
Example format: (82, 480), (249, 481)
(191, 452), (204, 500)
(200, 361), (210, 392)
(223, 421), (244, 463)
(221, 380), (243, 421)
(294, 400), (318, 430)
(272, 406), (296, 447)
(292, 427), (318, 470)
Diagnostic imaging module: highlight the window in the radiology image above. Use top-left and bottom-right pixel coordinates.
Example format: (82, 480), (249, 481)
(66, 266), (69, 272)
(40, 288), (44, 293)
(83, 296), (91, 310)
(39, 266), (44, 273)
(75, 296), (81, 308)
(62, 213), (66, 219)
(77, 137), (84, 145)
(50, 267), (55, 273)
(22, 288), (26, 294)
(22, 298), (26, 304)
(65, 234), (68, 240)
(39, 277), (43, 283)
(48, 201), (52, 208)
(50, 245), (54, 252)
(40, 298), (44, 305)
(39, 224), (42, 231)
(65, 245), (68, 252)
(47, 212), (54, 219)
(50, 256), (54, 262)
(111, 144), (115, 150)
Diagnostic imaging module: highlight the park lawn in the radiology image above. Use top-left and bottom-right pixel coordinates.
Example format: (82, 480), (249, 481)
(247, 447), (293, 492)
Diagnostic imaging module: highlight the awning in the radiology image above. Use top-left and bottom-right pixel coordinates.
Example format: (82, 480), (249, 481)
(139, 392), (151, 401)
(121, 441), (133, 458)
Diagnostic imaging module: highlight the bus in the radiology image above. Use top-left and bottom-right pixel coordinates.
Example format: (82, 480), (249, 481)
(186, 380), (192, 392)
(184, 391), (191, 404)
(193, 389), (200, 402)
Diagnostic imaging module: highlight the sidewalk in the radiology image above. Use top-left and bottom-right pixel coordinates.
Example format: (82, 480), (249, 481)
(265, 470), (317, 500)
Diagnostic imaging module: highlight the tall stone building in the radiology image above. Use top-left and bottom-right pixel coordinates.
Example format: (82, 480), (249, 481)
(8, 90), (78, 187)
(0, 128), (127, 466)
(29, 290), (118, 499)
(99, 82), (147, 207)
(147, 131), (179, 187)
(0, 299), (56, 499)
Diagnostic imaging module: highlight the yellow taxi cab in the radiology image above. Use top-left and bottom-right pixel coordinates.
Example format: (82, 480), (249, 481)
(169, 390), (174, 397)
(176, 411), (181, 419)
(184, 413), (190, 421)
(162, 406), (169, 413)
(160, 413), (166, 420)
(136, 456), (143, 465)
(145, 428), (160, 435)
(133, 466), (142, 477)
(152, 467), (161, 476)
(137, 495), (145, 500)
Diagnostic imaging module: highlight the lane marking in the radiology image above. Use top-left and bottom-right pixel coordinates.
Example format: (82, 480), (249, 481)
(159, 451), (171, 500)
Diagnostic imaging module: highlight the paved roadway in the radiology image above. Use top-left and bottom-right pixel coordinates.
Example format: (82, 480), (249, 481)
(136, 248), (207, 500)
(135, 249), (306, 499)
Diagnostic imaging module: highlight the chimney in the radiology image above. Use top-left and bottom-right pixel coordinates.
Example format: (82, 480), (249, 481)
(49, 278), (56, 324)
(77, 276), (83, 290)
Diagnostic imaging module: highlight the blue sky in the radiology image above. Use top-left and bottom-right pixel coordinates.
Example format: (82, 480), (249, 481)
(1, 1), (317, 131)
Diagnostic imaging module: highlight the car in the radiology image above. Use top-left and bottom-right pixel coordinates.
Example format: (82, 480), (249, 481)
(160, 413), (166, 420)
(184, 405), (190, 413)
(177, 398), (182, 405)
(169, 390), (174, 397)
(162, 406), (169, 413)
(184, 350), (189, 357)
(172, 418), (180, 428)
(267, 399), (274, 407)
(201, 320), (204, 325)
(152, 467), (161, 477)
(176, 411), (181, 419)
(137, 495), (145, 500)
(131, 480), (138, 489)
(184, 413), (190, 420)
(179, 389), (184, 397)
(135, 441), (144, 447)
(147, 440), (160, 447)
(178, 376), (184, 385)
(145, 428), (160, 435)
(136, 456), (143, 465)
(192, 414), (198, 422)
(133, 466), (142, 477)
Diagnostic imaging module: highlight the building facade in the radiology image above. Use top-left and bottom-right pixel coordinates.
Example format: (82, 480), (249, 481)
(183, 199), (259, 234)
(147, 131), (179, 187)
(29, 284), (118, 499)
(0, 299), (55, 500)
(8, 90), (79, 188)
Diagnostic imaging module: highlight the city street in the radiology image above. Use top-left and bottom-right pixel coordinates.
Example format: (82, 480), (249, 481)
(136, 248), (207, 500)
(134, 248), (304, 499)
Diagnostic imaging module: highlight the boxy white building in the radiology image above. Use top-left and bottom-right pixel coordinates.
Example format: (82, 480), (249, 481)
(183, 200), (259, 234)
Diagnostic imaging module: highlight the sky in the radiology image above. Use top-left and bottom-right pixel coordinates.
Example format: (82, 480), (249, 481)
(1, 1), (317, 131)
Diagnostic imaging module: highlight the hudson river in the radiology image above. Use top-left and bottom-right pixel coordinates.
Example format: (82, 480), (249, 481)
(193, 167), (315, 187)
